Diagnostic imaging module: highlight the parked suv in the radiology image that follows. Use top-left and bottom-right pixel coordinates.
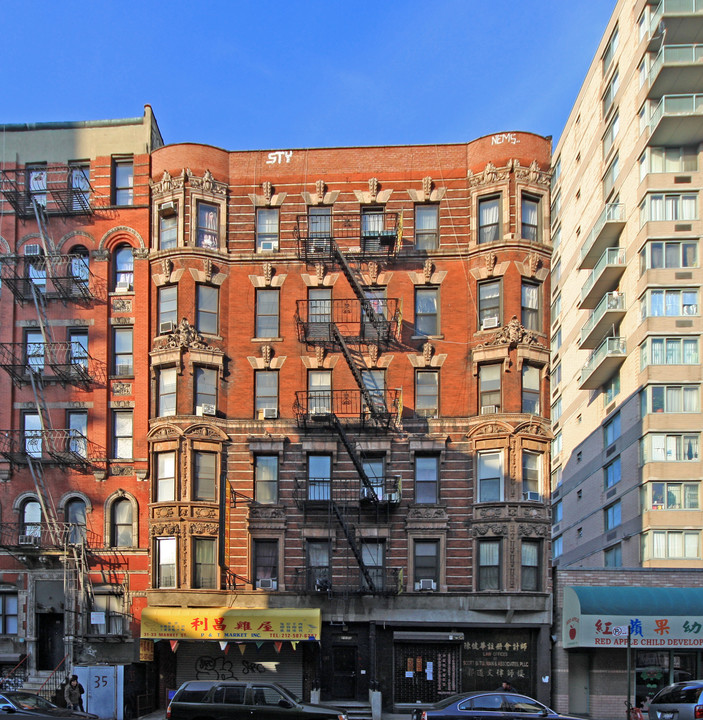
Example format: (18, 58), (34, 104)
(166, 681), (347, 720)
(649, 681), (703, 720)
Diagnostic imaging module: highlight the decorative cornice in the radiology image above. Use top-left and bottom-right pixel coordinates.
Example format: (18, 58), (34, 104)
(156, 318), (216, 351)
(475, 316), (545, 350)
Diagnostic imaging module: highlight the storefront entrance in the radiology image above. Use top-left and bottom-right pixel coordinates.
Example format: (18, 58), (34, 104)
(393, 642), (461, 704)
(331, 646), (357, 699)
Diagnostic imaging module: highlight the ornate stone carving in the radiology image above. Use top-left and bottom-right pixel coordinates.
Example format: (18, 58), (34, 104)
(469, 522), (508, 536)
(368, 177), (379, 201)
(150, 425), (179, 440)
(423, 176), (432, 198)
(476, 316), (544, 350)
(150, 169), (186, 196)
(518, 523), (550, 537)
(422, 342), (434, 363)
(110, 465), (134, 476)
(150, 522), (180, 536)
(514, 159), (550, 186)
(193, 507), (218, 518)
(316, 180), (325, 202)
(92, 249), (110, 262)
(153, 506), (175, 519)
(315, 346), (325, 365)
(112, 297), (132, 313)
(262, 344), (273, 367)
(249, 505), (286, 519)
(189, 522), (219, 535)
(315, 263), (325, 282)
(263, 262), (273, 285)
(204, 257), (213, 283)
(132, 248), (149, 260)
(161, 258), (172, 282)
(527, 252), (540, 276)
(112, 382), (132, 396)
(485, 252), (497, 274)
(407, 507), (448, 520)
(188, 426), (224, 439)
(185, 168), (227, 196)
(367, 261), (379, 284)
(467, 162), (512, 187)
(472, 423), (507, 436)
(369, 345), (379, 366)
(423, 259), (433, 283)
(262, 181), (273, 203)
(157, 318), (216, 350)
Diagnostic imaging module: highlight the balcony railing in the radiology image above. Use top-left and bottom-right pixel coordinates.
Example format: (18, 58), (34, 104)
(0, 430), (104, 471)
(579, 204), (626, 269)
(649, 44), (703, 96)
(0, 521), (101, 550)
(650, 0), (703, 41)
(293, 473), (401, 510)
(578, 337), (627, 389)
(580, 248), (627, 309)
(580, 291), (626, 349)
(649, 94), (703, 145)
(292, 566), (403, 596)
(294, 388), (401, 427)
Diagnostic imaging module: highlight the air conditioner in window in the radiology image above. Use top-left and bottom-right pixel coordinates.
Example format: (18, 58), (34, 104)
(115, 364), (133, 377)
(197, 403), (217, 417)
(481, 405), (498, 415)
(418, 579), (436, 591)
(523, 491), (541, 502)
(159, 201), (177, 217)
(18, 535), (40, 547)
(258, 241), (278, 252)
(386, 491), (400, 503)
(262, 407), (278, 419)
(256, 578), (277, 590)
(159, 321), (174, 335)
(481, 317), (500, 330)
(115, 282), (131, 293)
(24, 244), (41, 256)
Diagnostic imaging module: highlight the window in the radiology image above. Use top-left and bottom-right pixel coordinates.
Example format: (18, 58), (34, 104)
(479, 364), (501, 412)
(362, 288), (387, 339)
(640, 240), (697, 271)
(550, 292), (561, 325)
(361, 369), (385, 412)
(156, 537), (176, 588)
(195, 367), (218, 414)
(113, 327), (133, 376)
(158, 286), (177, 330)
(641, 433), (700, 462)
(521, 195), (540, 242)
(551, 396), (562, 423)
(362, 457), (385, 499)
(478, 539), (501, 590)
(522, 452), (541, 501)
(23, 413), (41, 459)
(255, 289), (279, 338)
(551, 190), (561, 219)
(67, 411), (87, 458)
(253, 540), (279, 588)
(21, 499), (41, 539)
(602, 69), (619, 117)
(551, 361), (561, 388)
(255, 455), (278, 504)
(644, 531), (700, 559)
(90, 593), (124, 635)
(256, 208), (279, 252)
(113, 245), (133, 290)
(196, 202), (219, 249)
(641, 337), (699, 367)
(308, 287), (332, 326)
(553, 258), (561, 285)
(521, 540), (540, 591)
(26, 164), (47, 207)
(551, 157), (561, 191)
(649, 482), (699, 510)
(112, 410), (133, 459)
(193, 538), (217, 589)
(553, 500), (563, 523)
(552, 327), (562, 352)
(478, 452), (502, 503)
(553, 536), (563, 558)
(605, 501), (621, 531)
(156, 452), (176, 502)
(158, 367), (177, 417)
(641, 289), (698, 318)
(603, 153), (619, 197)
(522, 365), (540, 414)
(255, 371), (278, 417)
(111, 498), (133, 547)
(159, 204), (178, 249)
(193, 451), (217, 501)
(605, 413), (621, 445)
(308, 454), (331, 501)
(307, 541), (330, 591)
(415, 205), (438, 249)
(308, 370), (332, 415)
(112, 158), (133, 205)
(66, 498), (87, 544)
(415, 370), (439, 418)
(308, 206), (331, 248)
(602, 26), (619, 74)
(196, 285), (218, 335)
(648, 146), (698, 174)
(415, 455), (438, 504)
(604, 544), (622, 568)
(361, 541), (385, 590)
(478, 195), (500, 244)
(640, 193), (698, 223)
(25, 329), (44, 372)
(415, 287), (439, 336)
(414, 540), (439, 588)
(605, 457), (621, 489)
(0, 594), (18, 634)
(641, 385), (699, 414)
(552, 225), (561, 251)
(478, 280), (501, 330)
(603, 112), (619, 157)
(361, 206), (384, 244)
(604, 373), (620, 405)
(69, 329), (88, 371)
(521, 282), (540, 331)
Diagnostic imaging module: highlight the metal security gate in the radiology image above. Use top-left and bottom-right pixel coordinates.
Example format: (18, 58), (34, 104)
(394, 643), (461, 704)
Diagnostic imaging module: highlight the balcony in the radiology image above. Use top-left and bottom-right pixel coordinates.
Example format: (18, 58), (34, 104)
(579, 204), (626, 269)
(0, 166), (94, 218)
(295, 212), (401, 260)
(295, 298), (401, 345)
(293, 473), (401, 510)
(649, 94), (703, 145)
(648, 45), (703, 98)
(294, 388), (401, 428)
(580, 292), (627, 349)
(292, 566), (403, 596)
(649, 0), (703, 48)
(579, 248), (627, 309)
(0, 430), (103, 472)
(578, 337), (627, 389)
(0, 521), (100, 551)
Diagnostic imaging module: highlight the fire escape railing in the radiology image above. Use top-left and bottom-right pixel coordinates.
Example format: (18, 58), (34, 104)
(292, 566), (403, 596)
(0, 430), (105, 472)
(0, 521), (101, 551)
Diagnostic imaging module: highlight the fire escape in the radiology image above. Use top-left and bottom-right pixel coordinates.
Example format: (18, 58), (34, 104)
(293, 210), (403, 595)
(0, 165), (105, 668)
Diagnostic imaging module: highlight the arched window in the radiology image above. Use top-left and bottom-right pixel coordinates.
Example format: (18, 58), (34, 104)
(113, 245), (134, 291)
(21, 500), (41, 539)
(66, 498), (87, 544)
(111, 498), (133, 547)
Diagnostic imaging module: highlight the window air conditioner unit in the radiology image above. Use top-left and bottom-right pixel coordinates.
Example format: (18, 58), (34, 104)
(523, 491), (541, 502)
(257, 578), (277, 590)
(418, 579), (436, 591)
(159, 321), (174, 335)
(262, 407), (278, 419)
(481, 317), (500, 330)
(24, 244), (41, 256)
(18, 535), (39, 547)
(115, 282), (131, 293)
(197, 404), (217, 416)
(481, 405), (498, 415)
(159, 201), (177, 217)
(386, 491), (399, 503)
(258, 241), (278, 252)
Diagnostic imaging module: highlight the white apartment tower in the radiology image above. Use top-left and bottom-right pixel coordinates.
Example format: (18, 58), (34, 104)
(550, 1), (703, 718)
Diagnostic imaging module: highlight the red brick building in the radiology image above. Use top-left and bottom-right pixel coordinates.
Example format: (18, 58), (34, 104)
(142, 131), (553, 711)
(0, 107), (162, 717)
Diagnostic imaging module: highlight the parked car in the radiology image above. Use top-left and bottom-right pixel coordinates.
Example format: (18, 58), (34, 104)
(167, 681), (347, 720)
(649, 681), (703, 720)
(411, 691), (585, 720)
(0, 692), (96, 720)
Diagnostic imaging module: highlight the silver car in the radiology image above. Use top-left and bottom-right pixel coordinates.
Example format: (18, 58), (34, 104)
(649, 681), (703, 720)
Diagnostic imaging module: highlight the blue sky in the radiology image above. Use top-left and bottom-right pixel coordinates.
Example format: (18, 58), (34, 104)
(3, 1), (615, 151)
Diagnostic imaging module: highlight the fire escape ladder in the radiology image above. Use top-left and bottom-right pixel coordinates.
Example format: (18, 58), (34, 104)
(329, 501), (376, 593)
(329, 413), (380, 502)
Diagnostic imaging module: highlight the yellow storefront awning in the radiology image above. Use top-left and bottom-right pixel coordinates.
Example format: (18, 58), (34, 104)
(141, 607), (320, 642)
